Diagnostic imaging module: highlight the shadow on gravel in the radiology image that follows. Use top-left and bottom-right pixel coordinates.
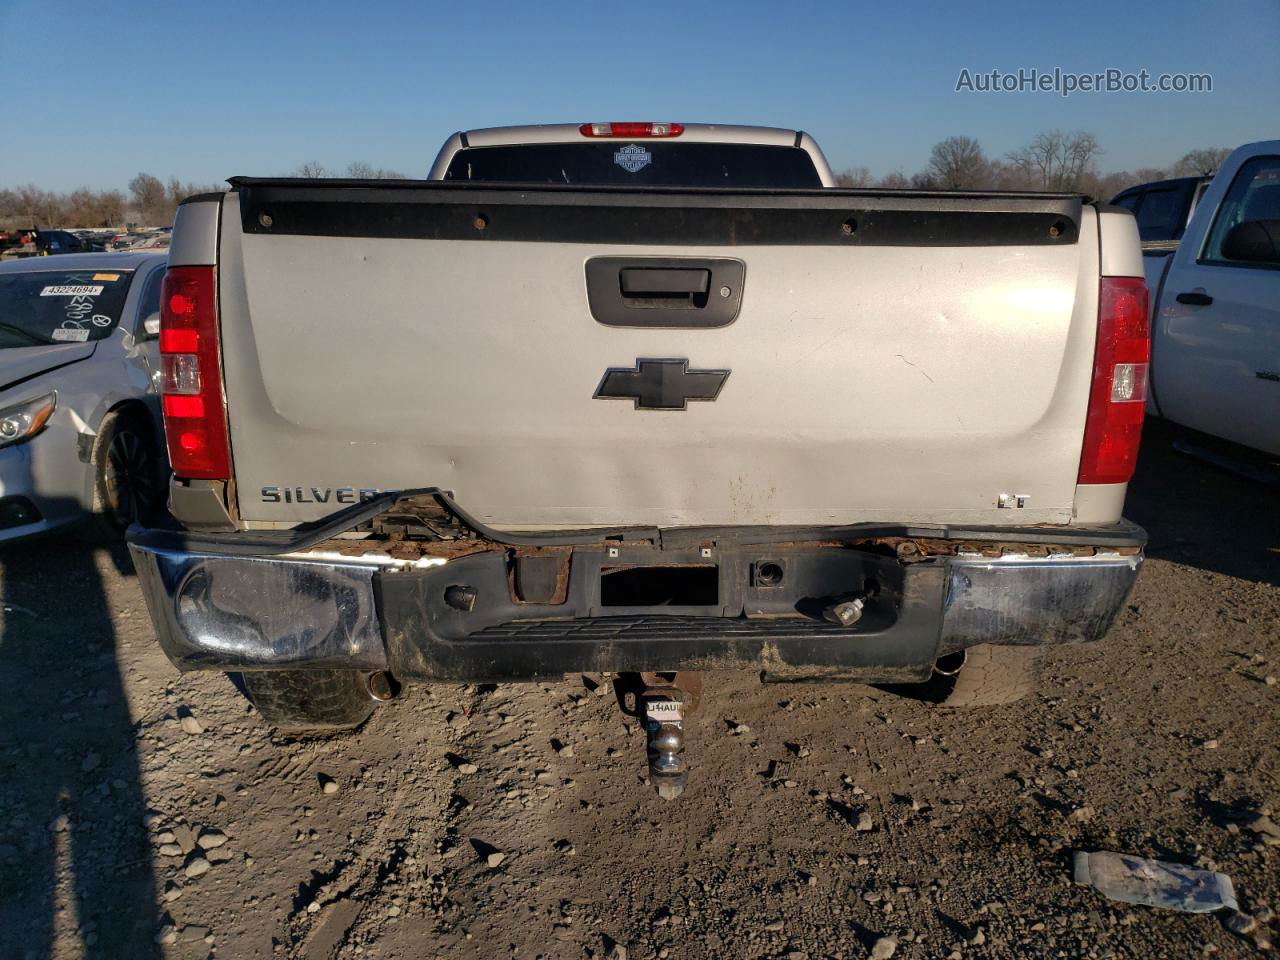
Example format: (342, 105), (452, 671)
(0, 522), (159, 960)
(1125, 420), (1280, 588)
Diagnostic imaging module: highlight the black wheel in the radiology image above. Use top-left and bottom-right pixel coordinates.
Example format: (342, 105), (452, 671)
(238, 670), (374, 734)
(888, 644), (1043, 707)
(82, 408), (163, 542)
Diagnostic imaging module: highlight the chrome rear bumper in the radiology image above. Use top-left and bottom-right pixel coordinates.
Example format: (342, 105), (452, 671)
(129, 540), (1140, 682)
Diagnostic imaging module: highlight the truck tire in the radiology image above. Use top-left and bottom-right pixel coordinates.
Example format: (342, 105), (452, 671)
(239, 670), (373, 733)
(930, 644), (1042, 707)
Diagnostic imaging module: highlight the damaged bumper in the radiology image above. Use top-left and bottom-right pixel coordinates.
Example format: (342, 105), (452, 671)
(128, 490), (1144, 684)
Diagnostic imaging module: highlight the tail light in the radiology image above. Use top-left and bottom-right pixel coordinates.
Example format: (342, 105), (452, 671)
(579, 122), (684, 138)
(159, 266), (231, 479)
(1078, 276), (1150, 484)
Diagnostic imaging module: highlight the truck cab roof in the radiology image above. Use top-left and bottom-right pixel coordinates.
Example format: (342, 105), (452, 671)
(429, 122), (836, 186)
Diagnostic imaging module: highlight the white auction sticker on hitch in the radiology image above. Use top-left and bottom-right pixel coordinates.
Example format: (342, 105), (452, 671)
(41, 285), (104, 297)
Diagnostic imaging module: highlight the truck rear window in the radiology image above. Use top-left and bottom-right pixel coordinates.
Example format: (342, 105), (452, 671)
(0, 268), (135, 348)
(442, 142), (823, 188)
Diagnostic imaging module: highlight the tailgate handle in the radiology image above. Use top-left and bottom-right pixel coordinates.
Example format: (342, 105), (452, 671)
(620, 268), (710, 297)
(586, 257), (745, 328)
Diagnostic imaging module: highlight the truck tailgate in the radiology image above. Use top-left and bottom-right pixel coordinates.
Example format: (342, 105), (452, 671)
(216, 182), (1096, 528)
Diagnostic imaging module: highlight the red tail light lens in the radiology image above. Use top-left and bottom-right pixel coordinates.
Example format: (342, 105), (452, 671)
(159, 266), (231, 480)
(1078, 276), (1150, 484)
(578, 122), (684, 138)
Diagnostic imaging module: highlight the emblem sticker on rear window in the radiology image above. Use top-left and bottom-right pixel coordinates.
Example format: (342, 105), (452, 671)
(40, 285), (104, 297)
(51, 327), (90, 342)
(614, 143), (651, 173)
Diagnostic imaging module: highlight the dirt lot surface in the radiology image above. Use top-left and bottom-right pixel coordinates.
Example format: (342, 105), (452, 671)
(1, 428), (1277, 960)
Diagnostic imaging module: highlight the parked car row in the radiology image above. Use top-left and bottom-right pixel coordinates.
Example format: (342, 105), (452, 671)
(1, 228), (171, 259)
(1, 228), (107, 257)
(116, 230), (171, 250)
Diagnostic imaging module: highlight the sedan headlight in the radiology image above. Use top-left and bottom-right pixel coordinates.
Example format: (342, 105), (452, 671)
(0, 393), (56, 449)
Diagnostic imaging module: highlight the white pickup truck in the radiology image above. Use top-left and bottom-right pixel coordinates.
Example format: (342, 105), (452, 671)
(1127, 140), (1280, 455)
(129, 123), (1148, 796)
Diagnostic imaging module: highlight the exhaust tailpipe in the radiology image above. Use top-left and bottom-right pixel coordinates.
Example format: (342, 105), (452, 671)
(932, 651), (967, 677)
(367, 671), (401, 702)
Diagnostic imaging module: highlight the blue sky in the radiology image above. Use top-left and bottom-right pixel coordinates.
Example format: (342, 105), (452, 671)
(1, 0), (1277, 191)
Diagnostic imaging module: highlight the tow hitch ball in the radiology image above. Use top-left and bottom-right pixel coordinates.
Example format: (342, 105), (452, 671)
(637, 672), (702, 801)
(644, 694), (686, 799)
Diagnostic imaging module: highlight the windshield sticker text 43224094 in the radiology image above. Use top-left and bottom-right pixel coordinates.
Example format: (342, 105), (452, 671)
(40, 285), (104, 297)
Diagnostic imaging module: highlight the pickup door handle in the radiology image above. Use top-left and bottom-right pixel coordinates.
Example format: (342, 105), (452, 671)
(1175, 291), (1214, 306)
(620, 268), (710, 297)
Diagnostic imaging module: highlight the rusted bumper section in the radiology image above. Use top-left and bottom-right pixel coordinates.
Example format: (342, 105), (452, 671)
(128, 536), (1140, 683)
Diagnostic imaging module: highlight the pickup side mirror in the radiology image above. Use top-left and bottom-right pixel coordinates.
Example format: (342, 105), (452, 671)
(141, 313), (161, 339)
(1222, 219), (1280, 265)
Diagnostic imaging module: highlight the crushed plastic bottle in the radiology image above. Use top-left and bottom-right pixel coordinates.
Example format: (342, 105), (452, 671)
(1073, 851), (1238, 913)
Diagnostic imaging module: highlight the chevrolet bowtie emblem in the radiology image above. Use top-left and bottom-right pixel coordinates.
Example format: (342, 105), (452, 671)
(594, 358), (730, 410)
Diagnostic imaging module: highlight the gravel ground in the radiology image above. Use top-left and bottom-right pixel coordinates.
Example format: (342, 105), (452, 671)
(1, 426), (1276, 960)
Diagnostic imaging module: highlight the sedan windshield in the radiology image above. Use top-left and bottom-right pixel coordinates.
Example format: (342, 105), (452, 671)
(0, 268), (135, 348)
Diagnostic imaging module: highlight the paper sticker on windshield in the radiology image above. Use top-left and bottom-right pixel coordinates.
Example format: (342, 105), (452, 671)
(51, 327), (90, 342)
(92, 273), (121, 282)
(65, 296), (95, 321)
(614, 143), (652, 173)
(41, 285), (104, 297)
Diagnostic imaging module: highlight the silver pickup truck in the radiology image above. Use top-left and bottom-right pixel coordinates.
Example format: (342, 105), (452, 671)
(129, 123), (1148, 796)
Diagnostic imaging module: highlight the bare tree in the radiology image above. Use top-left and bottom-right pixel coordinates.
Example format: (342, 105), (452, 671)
(910, 171), (941, 190)
(1085, 170), (1138, 202)
(295, 162), (329, 178)
(346, 161), (407, 179)
(98, 190), (127, 225)
(128, 173), (168, 224)
(986, 159), (1034, 191)
(1173, 147), (1232, 177)
(1006, 131), (1101, 191)
(834, 166), (873, 188)
(11, 184), (64, 226)
(927, 136), (988, 190)
(876, 172), (911, 189)
(65, 188), (126, 227)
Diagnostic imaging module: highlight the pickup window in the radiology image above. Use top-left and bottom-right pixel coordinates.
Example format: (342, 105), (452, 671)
(442, 142), (823, 188)
(1201, 155), (1280, 265)
(1113, 181), (1197, 244)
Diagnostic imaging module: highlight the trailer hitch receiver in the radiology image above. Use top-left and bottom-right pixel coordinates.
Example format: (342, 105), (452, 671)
(637, 672), (702, 800)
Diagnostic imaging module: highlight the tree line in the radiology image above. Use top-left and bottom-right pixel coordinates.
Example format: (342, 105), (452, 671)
(0, 174), (222, 230)
(1, 140), (1234, 230)
(0, 162), (404, 230)
(834, 131), (1233, 197)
